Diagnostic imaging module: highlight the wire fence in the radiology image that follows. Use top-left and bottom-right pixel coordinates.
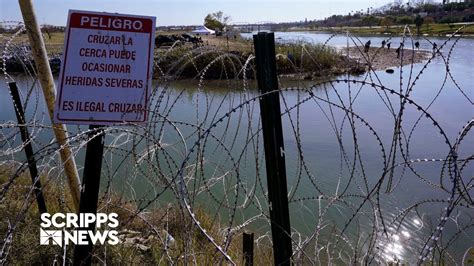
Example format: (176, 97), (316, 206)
(0, 23), (473, 265)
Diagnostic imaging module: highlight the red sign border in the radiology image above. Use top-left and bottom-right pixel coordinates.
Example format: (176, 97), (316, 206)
(68, 12), (154, 33)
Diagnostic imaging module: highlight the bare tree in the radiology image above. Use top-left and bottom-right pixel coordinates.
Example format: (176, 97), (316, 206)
(410, 0), (434, 8)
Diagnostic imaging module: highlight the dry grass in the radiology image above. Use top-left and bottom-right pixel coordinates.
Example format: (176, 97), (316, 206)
(0, 163), (273, 265)
(1, 31), (63, 54)
(200, 35), (254, 53)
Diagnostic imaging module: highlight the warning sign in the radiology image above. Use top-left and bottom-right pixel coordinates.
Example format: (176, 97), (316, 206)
(54, 10), (156, 125)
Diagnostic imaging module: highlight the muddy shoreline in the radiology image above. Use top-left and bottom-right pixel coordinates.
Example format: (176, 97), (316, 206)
(341, 46), (432, 71)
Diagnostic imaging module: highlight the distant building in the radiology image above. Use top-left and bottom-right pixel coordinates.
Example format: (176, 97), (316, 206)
(191, 26), (215, 35)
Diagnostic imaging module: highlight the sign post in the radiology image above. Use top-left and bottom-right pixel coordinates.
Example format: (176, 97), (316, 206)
(72, 125), (105, 265)
(53, 10), (155, 265)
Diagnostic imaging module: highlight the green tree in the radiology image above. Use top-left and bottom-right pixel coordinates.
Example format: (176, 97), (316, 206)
(361, 15), (379, 28)
(397, 16), (414, 25)
(380, 16), (395, 30)
(204, 11), (231, 32)
(414, 15), (424, 36)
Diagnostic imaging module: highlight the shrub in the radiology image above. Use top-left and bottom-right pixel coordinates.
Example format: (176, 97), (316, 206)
(439, 16), (462, 24)
(424, 16), (435, 25)
(463, 14), (474, 23)
(397, 16), (414, 25)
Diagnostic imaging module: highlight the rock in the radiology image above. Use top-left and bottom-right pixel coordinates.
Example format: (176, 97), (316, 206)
(136, 244), (151, 252)
(124, 237), (140, 245)
(385, 68), (395, 74)
(119, 229), (141, 237)
(164, 231), (175, 246)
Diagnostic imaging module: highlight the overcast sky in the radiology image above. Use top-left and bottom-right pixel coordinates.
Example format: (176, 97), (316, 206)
(1, 0), (438, 26)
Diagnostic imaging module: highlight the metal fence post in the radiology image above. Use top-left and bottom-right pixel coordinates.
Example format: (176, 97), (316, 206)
(8, 82), (47, 214)
(253, 32), (292, 265)
(73, 125), (105, 266)
(243, 232), (254, 266)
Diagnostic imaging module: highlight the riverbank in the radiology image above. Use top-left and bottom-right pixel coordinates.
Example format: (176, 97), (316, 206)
(287, 23), (474, 37)
(153, 34), (366, 80)
(0, 31), (364, 79)
(0, 163), (273, 264)
(1, 31), (435, 80)
(342, 46), (432, 71)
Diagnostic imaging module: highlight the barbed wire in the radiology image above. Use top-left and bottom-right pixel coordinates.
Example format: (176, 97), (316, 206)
(0, 21), (472, 264)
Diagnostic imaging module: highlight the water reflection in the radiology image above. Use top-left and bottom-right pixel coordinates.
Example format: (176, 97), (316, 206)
(376, 219), (423, 264)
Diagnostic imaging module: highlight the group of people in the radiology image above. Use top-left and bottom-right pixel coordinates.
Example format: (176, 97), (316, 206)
(363, 39), (439, 57)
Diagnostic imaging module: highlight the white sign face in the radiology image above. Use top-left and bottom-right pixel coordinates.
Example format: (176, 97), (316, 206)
(54, 10), (156, 125)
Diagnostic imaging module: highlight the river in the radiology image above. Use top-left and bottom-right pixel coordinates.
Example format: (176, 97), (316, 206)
(1, 32), (472, 263)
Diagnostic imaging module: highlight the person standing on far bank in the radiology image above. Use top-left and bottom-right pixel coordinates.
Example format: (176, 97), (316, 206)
(364, 40), (371, 53)
(396, 43), (403, 59)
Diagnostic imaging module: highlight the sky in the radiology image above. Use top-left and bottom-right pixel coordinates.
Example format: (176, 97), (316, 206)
(1, 0), (428, 27)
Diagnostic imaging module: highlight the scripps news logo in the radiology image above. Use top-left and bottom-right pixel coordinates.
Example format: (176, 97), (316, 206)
(40, 213), (119, 246)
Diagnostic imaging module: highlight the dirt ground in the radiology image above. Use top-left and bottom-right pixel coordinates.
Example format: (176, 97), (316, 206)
(342, 46), (432, 71)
